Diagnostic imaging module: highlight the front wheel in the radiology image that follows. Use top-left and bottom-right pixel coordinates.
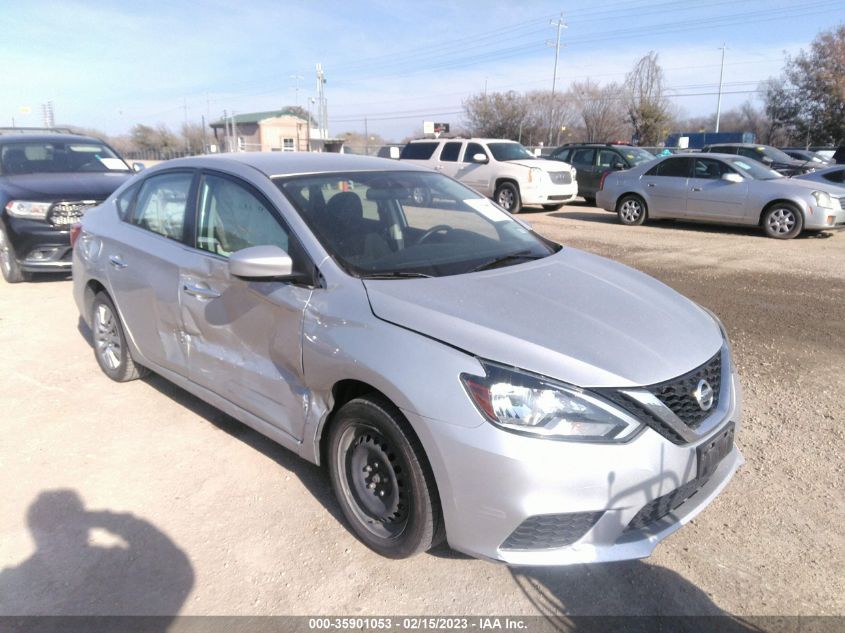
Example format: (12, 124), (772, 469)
(0, 224), (28, 283)
(762, 203), (803, 239)
(328, 395), (443, 559)
(494, 182), (522, 214)
(617, 194), (647, 225)
(91, 293), (148, 382)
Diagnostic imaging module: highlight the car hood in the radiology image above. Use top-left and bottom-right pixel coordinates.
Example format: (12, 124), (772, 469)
(508, 158), (573, 172)
(0, 172), (132, 200)
(363, 248), (722, 388)
(771, 177), (845, 195)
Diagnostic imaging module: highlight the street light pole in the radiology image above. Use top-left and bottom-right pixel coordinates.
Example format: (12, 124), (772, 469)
(715, 44), (727, 133)
(547, 13), (567, 145)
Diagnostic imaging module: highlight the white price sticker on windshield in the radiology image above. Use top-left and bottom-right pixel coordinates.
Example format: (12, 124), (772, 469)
(464, 198), (510, 222)
(98, 157), (129, 170)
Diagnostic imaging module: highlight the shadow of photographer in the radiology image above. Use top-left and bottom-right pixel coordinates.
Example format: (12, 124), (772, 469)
(0, 489), (194, 619)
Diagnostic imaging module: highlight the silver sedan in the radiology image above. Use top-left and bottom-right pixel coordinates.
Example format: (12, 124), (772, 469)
(596, 153), (845, 238)
(73, 152), (741, 565)
(793, 165), (845, 190)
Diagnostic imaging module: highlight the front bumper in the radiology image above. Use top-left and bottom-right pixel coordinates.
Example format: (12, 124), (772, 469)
(804, 204), (845, 231)
(409, 368), (743, 565)
(2, 216), (72, 272)
(521, 181), (578, 206)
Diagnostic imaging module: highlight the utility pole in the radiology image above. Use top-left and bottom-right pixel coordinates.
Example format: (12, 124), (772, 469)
(715, 43), (728, 133)
(364, 117), (369, 156)
(183, 98), (189, 154)
(290, 75), (304, 107)
(316, 64), (328, 140)
(546, 13), (567, 145)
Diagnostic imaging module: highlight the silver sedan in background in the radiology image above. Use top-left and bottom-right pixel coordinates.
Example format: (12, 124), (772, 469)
(73, 153), (742, 565)
(793, 165), (845, 190)
(597, 153), (845, 239)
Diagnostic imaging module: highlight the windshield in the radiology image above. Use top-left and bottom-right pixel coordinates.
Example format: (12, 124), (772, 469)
(276, 171), (559, 278)
(487, 143), (536, 162)
(729, 159), (783, 181)
(0, 141), (129, 175)
(759, 146), (794, 163)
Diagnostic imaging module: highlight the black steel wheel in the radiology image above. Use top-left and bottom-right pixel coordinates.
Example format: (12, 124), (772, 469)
(328, 395), (443, 558)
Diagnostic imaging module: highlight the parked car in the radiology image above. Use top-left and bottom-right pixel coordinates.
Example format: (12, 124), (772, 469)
(73, 152), (742, 565)
(699, 143), (815, 176)
(596, 153), (845, 239)
(549, 143), (656, 205)
(781, 149), (834, 166)
(0, 131), (135, 283)
(793, 165), (845, 189)
(398, 138), (577, 213)
(833, 146), (845, 165)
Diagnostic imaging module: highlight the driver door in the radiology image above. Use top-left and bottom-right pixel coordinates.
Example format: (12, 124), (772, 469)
(455, 142), (492, 196)
(179, 171), (314, 442)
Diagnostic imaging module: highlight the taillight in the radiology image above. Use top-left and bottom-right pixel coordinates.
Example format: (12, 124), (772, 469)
(70, 222), (83, 248)
(599, 171), (610, 191)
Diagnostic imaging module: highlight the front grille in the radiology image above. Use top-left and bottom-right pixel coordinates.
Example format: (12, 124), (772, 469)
(500, 511), (603, 550)
(48, 200), (99, 226)
(645, 352), (722, 430)
(549, 171), (572, 185)
(838, 197), (845, 211)
(625, 477), (707, 532)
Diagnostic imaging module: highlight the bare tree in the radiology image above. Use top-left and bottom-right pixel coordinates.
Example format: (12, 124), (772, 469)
(462, 91), (528, 140)
(571, 80), (628, 142)
(624, 52), (672, 145)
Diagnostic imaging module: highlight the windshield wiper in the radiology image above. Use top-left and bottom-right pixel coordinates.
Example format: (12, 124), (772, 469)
(471, 250), (542, 272)
(360, 271), (432, 280)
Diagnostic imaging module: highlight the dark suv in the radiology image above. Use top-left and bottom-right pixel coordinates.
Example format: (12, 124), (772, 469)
(549, 143), (655, 204)
(0, 131), (135, 282)
(700, 143), (814, 176)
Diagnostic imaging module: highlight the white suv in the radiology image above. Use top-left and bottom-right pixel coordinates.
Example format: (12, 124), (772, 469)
(398, 138), (577, 213)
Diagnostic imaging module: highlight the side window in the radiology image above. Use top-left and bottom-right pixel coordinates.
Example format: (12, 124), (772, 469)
(440, 142), (462, 162)
(597, 149), (621, 168)
(195, 174), (290, 257)
(738, 148), (759, 160)
(399, 142), (439, 160)
(694, 158), (731, 180)
(130, 172), (192, 240)
(571, 148), (596, 167)
(645, 157), (691, 177)
(463, 142), (487, 163)
(552, 148), (571, 162)
(116, 183), (139, 220)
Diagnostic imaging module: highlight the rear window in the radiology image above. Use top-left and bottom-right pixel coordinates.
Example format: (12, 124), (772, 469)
(399, 142), (439, 160)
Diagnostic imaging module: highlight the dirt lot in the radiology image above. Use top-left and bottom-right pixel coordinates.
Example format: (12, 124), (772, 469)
(0, 203), (843, 618)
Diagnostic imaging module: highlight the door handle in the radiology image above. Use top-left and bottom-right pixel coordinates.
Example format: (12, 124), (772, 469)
(109, 255), (127, 269)
(183, 283), (221, 300)
(691, 187), (703, 192)
(647, 183), (656, 188)
(435, 165), (444, 170)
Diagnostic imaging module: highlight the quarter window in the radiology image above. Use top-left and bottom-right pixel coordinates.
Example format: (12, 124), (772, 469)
(195, 174), (291, 257)
(130, 172), (192, 240)
(822, 170), (844, 184)
(116, 183), (140, 220)
(399, 142), (439, 160)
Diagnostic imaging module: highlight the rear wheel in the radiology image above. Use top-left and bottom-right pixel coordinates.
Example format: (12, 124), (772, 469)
(617, 194), (647, 225)
(91, 293), (147, 382)
(0, 224), (28, 283)
(494, 182), (522, 214)
(762, 203), (803, 239)
(328, 395), (443, 558)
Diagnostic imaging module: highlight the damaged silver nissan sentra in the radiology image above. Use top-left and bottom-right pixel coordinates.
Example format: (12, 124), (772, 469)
(72, 152), (742, 564)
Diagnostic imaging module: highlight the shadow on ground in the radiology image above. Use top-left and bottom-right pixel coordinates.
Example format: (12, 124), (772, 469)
(0, 490), (193, 620)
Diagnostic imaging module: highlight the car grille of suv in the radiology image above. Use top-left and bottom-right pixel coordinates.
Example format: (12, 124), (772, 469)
(48, 200), (99, 226)
(839, 197), (845, 211)
(624, 476), (707, 532)
(549, 171), (572, 185)
(500, 511), (603, 550)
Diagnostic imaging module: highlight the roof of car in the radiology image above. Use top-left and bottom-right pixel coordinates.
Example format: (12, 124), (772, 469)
(703, 143), (767, 148)
(407, 138), (521, 144)
(153, 151), (428, 177)
(0, 133), (105, 145)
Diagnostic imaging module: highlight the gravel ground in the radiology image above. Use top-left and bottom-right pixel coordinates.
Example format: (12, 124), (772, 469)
(0, 202), (842, 618)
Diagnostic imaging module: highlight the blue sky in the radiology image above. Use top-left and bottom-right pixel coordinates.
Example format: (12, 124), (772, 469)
(1, 0), (837, 141)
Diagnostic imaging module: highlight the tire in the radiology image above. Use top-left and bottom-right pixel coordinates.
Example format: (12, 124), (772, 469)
(583, 196), (597, 207)
(0, 223), (28, 283)
(762, 203), (803, 239)
(542, 204), (564, 211)
(328, 395), (444, 559)
(410, 186), (432, 206)
(616, 194), (647, 226)
(494, 182), (521, 214)
(91, 292), (148, 382)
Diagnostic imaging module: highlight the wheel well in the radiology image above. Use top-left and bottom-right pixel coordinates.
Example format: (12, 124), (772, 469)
(84, 279), (109, 319)
(759, 199), (803, 226)
(494, 177), (519, 193)
(318, 380), (385, 466)
(616, 192), (646, 210)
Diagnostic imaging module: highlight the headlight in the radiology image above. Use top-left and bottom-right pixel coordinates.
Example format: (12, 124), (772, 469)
(461, 362), (642, 442)
(528, 167), (545, 183)
(570, 167), (577, 177)
(5, 200), (51, 220)
(811, 191), (834, 209)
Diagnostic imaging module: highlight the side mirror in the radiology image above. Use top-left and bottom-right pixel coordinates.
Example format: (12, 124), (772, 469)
(612, 161), (626, 170)
(229, 245), (293, 279)
(472, 152), (489, 164)
(761, 156), (773, 164)
(722, 173), (744, 184)
(132, 162), (145, 172)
